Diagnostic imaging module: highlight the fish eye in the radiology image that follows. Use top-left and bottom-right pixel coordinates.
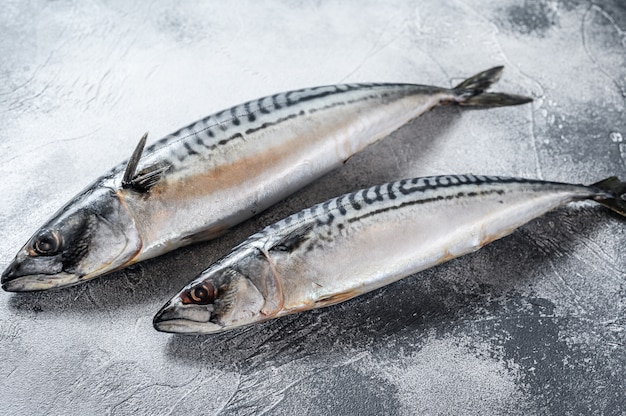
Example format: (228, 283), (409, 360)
(183, 282), (217, 305)
(32, 230), (62, 256)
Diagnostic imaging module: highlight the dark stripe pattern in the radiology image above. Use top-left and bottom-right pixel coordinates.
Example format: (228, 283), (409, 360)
(243, 175), (569, 252)
(140, 82), (435, 167)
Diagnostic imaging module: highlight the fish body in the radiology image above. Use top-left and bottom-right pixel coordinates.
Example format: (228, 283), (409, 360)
(153, 175), (626, 334)
(124, 82), (457, 262)
(2, 67), (531, 291)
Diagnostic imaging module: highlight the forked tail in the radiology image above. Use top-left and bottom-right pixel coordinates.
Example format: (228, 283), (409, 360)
(452, 66), (533, 108)
(590, 176), (626, 216)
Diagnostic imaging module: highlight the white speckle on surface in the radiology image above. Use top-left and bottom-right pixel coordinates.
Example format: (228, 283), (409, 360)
(610, 131), (623, 143)
(374, 337), (532, 416)
(1, 0), (625, 415)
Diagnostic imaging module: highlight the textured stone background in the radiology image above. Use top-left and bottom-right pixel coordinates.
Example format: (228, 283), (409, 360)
(1, 1), (625, 414)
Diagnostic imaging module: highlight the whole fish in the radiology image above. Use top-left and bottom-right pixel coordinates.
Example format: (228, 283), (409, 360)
(153, 174), (626, 334)
(2, 67), (531, 291)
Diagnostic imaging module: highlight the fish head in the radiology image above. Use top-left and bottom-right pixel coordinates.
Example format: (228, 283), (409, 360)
(153, 248), (278, 335)
(1, 186), (142, 291)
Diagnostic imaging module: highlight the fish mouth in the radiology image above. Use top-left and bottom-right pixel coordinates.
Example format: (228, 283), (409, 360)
(1, 271), (81, 292)
(153, 319), (224, 335)
(153, 302), (224, 335)
(1, 255), (80, 292)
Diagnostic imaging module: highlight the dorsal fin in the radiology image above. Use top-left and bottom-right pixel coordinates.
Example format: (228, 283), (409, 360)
(122, 132), (169, 192)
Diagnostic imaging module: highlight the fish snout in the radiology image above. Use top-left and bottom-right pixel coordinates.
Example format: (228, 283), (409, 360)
(153, 301), (182, 325)
(1, 254), (41, 291)
(1, 252), (79, 292)
(1, 259), (22, 291)
(153, 299), (223, 334)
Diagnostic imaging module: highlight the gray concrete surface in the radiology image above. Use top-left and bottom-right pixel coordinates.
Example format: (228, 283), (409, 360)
(1, 1), (625, 414)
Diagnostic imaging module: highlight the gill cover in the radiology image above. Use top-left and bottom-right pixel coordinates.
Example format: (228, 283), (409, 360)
(153, 248), (283, 334)
(1, 186), (141, 291)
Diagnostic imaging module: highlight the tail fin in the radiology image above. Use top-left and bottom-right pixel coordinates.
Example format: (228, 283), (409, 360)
(452, 66), (533, 108)
(591, 176), (626, 216)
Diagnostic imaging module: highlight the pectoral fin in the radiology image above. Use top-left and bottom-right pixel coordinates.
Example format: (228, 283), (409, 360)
(268, 223), (315, 253)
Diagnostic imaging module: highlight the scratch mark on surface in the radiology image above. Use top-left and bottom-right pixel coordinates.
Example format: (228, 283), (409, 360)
(549, 259), (586, 314)
(243, 327), (284, 357)
(0, 321), (21, 342)
(455, 0), (545, 178)
(7, 82), (51, 110)
(133, 317), (143, 337)
(87, 285), (114, 322)
(0, 128), (102, 165)
(72, 285), (88, 302)
(590, 2), (626, 37)
(215, 375), (242, 416)
(339, 14), (408, 83)
(0, 50), (56, 97)
(109, 373), (203, 415)
(0, 74), (37, 97)
(581, 5), (626, 107)
(527, 104), (543, 179)
(468, 314), (560, 324)
(109, 389), (141, 415)
(563, 220), (626, 284)
(145, 65), (161, 81)
(385, 137), (404, 173)
(6, 366), (18, 379)
(85, 69), (113, 110)
(256, 352), (369, 416)
(164, 374), (218, 416)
